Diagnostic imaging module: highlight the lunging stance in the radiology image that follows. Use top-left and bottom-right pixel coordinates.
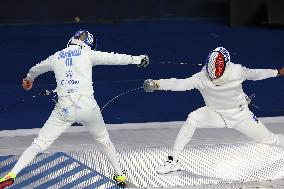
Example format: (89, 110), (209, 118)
(0, 29), (149, 188)
(144, 47), (284, 174)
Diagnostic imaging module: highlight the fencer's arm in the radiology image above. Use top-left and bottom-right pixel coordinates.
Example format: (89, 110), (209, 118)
(158, 77), (198, 91)
(242, 66), (281, 81)
(26, 57), (53, 81)
(90, 51), (149, 67)
(144, 75), (199, 92)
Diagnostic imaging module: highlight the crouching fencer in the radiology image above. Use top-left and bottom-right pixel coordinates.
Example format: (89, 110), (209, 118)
(0, 29), (149, 188)
(144, 47), (284, 174)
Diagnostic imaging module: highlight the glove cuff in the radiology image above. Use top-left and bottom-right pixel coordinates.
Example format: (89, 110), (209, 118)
(154, 80), (160, 90)
(131, 56), (142, 65)
(277, 69), (282, 76)
(26, 74), (34, 82)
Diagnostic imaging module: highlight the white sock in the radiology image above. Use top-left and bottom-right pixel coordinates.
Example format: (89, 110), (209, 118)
(11, 143), (41, 175)
(101, 140), (123, 175)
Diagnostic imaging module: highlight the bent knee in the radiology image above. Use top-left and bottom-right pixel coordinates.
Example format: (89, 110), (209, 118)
(259, 134), (278, 145)
(187, 113), (199, 128)
(33, 137), (54, 152)
(261, 134), (284, 146)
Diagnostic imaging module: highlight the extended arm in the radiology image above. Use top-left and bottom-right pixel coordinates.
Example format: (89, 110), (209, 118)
(26, 57), (53, 81)
(22, 57), (53, 90)
(144, 74), (200, 92)
(90, 51), (149, 67)
(242, 66), (284, 81)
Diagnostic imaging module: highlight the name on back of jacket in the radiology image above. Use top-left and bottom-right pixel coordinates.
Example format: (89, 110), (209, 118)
(58, 49), (81, 59)
(58, 49), (81, 67)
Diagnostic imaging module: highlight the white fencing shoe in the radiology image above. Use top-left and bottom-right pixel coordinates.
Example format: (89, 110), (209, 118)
(156, 156), (181, 174)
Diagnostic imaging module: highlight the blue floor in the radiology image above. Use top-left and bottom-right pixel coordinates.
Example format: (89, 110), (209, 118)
(0, 152), (119, 188)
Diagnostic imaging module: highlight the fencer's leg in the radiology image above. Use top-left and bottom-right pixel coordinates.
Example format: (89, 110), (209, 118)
(10, 143), (42, 175)
(172, 119), (197, 162)
(157, 107), (226, 174)
(10, 109), (72, 175)
(274, 134), (284, 146)
(172, 107), (226, 162)
(95, 129), (123, 175)
(234, 113), (284, 146)
(94, 129), (127, 186)
(156, 119), (197, 174)
(80, 108), (123, 176)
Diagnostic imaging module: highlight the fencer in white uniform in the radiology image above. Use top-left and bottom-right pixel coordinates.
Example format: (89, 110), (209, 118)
(0, 30), (149, 187)
(144, 47), (284, 174)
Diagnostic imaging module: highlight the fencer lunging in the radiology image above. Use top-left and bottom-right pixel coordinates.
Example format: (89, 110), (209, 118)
(144, 47), (284, 174)
(0, 29), (149, 188)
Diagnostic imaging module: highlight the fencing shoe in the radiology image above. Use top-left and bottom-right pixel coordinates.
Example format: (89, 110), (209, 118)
(156, 156), (181, 174)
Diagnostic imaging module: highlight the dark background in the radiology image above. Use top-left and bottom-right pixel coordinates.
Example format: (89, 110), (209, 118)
(0, 0), (283, 130)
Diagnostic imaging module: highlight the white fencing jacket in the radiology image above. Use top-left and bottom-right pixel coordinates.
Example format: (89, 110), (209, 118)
(158, 62), (278, 111)
(26, 45), (143, 97)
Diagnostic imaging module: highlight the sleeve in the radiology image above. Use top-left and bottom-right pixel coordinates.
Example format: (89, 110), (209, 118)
(241, 66), (278, 81)
(26, 56), (53, 81)
(158, 73), (200, 91)
(89, 50), (142, 66)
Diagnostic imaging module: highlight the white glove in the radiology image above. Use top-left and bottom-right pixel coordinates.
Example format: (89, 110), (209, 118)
(132, 54), (149, 68)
